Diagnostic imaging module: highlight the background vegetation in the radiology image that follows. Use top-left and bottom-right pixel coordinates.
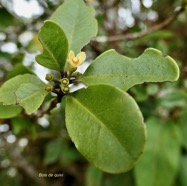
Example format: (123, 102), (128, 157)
(0, 0), (187, 185)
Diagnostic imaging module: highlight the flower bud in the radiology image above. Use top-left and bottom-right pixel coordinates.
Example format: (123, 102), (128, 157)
(60, 78), (69, 86)
(45, 74), (54, 82)
(63, 86), (70, 93)
(45, 84), (54, 92)
(60, 85), (70, 94)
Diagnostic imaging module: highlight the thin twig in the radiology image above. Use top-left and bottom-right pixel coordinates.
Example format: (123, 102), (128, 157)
(92, 6), (185, 43)
(36, 97), (60, 118)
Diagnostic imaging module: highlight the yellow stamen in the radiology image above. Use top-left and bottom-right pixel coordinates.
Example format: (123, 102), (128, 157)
(68, 50), (86, 68)
(72, 57), (79, 64)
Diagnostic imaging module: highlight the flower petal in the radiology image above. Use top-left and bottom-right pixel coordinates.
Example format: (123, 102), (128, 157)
(68, 50), (75, 61)
(77, 52), (86, 64)
(68, 50), (75, 66)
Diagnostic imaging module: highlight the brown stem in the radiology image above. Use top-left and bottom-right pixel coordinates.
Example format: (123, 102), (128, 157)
(92, 6), (185, 43)
(36, 96), (62, 118)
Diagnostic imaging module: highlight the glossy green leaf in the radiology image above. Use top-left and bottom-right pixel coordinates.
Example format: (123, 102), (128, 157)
(0, 103), (22, 119)
(15, 83), (49, 114)
(36, 20), (68, 71)
(65, 84), (146, 173)
(80, 48), (179, 91)
(51, 0), (98, 53)
(0, 74), (44, 105)
(135, 117), (181, 186)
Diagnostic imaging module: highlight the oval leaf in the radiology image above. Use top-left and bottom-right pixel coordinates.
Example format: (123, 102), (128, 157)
(0, 103), (22, 119)
(0, 74), (45, 105)
(36, 20), (68, 71)
(135, 117), (181, 186)
(80, 48), (179, 91)
(51, 0), (98, 53)
(65, 84), (146, 173)
(15, 83), (49, 115)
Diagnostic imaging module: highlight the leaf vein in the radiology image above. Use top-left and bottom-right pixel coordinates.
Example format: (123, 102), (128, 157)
(71, 96), (134, 158)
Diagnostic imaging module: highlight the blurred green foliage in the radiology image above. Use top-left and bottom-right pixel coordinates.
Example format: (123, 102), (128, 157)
(0, 0), (187, 185)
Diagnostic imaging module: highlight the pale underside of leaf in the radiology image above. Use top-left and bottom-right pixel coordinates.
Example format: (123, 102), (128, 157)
(15, 83), (49, 115)
(50, 0), (98, 53)
(0, 74), (44, 105)
(0, 103), (22, 119)
(66, 84), (146, 173)
(80, 48), (179, 91)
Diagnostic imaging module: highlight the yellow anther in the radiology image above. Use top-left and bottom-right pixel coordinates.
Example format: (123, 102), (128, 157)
(68, 50), (86, 68)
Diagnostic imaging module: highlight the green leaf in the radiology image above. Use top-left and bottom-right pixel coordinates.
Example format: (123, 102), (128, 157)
(0, 8), (14, 30)
(0, 74), (44, 105)
(179, 106), (187, 149)
(44, 139), (62, 165)
(146, 84), (159, 96)
(15, 83), (49, 114)
(85, 166), (103, 186)
(51, 0), (98, 53)
(60, 146), (82, 167)
(145, 30), (174, 40)
(65, 84), (146, 173)
(0, 103), (22, 119)
(179, 156), (187, 186)
(11, 117), (33, 135)
(135, 117), (181, 186)
(80, 48), (179, 91)
(36, 20), (68, 71)
(101, 171), (134, 186)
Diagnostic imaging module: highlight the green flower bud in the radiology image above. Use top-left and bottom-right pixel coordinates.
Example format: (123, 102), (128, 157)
(71, 71), (82, 77)
(45, 84), (54, 92)
(63, 86), (70, 93)
(60, 78), (69, 86)
(45, 74), (54, 82)
(60, 85), (70, 93)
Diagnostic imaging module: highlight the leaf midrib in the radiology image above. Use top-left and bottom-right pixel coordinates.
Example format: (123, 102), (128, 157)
(40, 38), (60, 70)
(71, 96), (134, 159)
(82, 74), (171, 79)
